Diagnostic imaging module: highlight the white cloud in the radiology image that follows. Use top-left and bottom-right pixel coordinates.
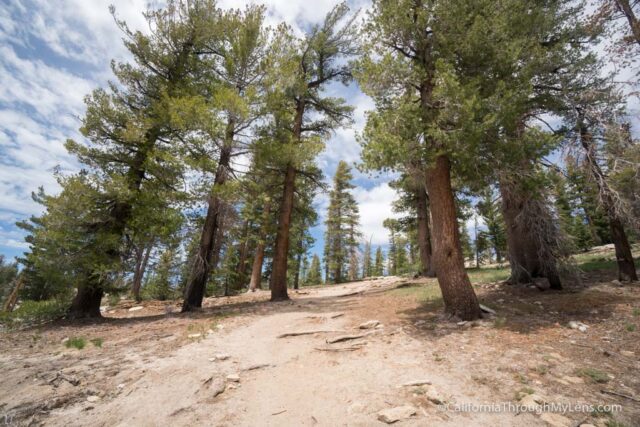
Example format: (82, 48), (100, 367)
(352, 182), (400, 245)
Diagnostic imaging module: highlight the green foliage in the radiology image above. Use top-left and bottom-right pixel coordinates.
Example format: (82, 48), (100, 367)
(324, 161), (361, 283)
(374, 247), (385, 276)
(0, 299), (68, 327)
(575, 367), (610, 383)
(306, 255), (323, 285)
(0, 255), (18, 305)
(65, 337), (87, 350)
(90, 338), (104, 348)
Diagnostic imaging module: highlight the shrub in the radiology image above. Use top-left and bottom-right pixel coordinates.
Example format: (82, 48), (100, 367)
(0, 299), (68, 328)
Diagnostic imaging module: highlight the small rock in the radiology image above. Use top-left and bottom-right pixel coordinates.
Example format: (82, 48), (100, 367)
(539, 412), (571, 427)
(215, 353), (230, 361)
(86, 396), (101, 403)
(568, 321), (588, 332)
(359, 320), (380, 329)
(534, 278), (551, 290)
(207, 329), (215, 335)
(128, 306), (143, 312)
(611, 279), (623, 287)
(61, 337), (69, 344)
(400, 380), (431, 387)
(479, 304), (496, 315)
(226, 374), (240, 382)
(562, 376), (584, 384)
(216, 324), (224, 329)
(520, 394), (544, 408)
(188, 333), (202, 339)
(534, 301), (543, 305)
(426, 388), (446, 405)
(457, 321), (467, 326)
(117, 383), (125, 389)
(377, 406), (417, 424)
(621, 350), (635, 357)
(209, 378), (226, 397)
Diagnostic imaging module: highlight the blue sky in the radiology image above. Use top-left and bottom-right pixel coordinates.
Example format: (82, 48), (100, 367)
(0, 0), (403, 263)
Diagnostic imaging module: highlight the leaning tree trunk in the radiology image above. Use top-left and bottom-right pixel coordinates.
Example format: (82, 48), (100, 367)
(425, 156), (482, 320)
(269, 164), (296, 301)
(415, 186), (435, 277)
(579, 118), (638, 281)
(182, 138), (233, 312)
(249, 202), (271, 292)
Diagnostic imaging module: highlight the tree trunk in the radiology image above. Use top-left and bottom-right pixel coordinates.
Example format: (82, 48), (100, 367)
(249, 202), (271, 292)
(269, 164), (296, 301)
(415, 186), (435, 277)
(235, 220), (251, 288)
(610, 217), (638, 281)
(294, 252), (302, 290)
(132, 242), (153, 302)
(2, 276), (24, 313)
(182, 133), (234, 312)
(68, 280), (104, 319)
(269, 99), (305, 301)
(425, 156), (482, 320)
(578, 117), (638, 281)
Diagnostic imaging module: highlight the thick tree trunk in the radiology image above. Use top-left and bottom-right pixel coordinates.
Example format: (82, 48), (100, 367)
(415, 186), (435, 277)
(610, 217), (638, 281)
(499, 179), (534, 285)
(425, 156), (482, 320)
(269, 164), (296, 301)
(182, 137), (233, 312)
(68, 281), (104, 319)
(249, 202), (271, 292)
(579, 117), (638, 281)
(269, 99), (305, 300)
(132, 242), (153, 302)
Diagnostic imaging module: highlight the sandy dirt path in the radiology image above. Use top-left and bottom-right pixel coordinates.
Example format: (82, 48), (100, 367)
(2, 274), (639, 426)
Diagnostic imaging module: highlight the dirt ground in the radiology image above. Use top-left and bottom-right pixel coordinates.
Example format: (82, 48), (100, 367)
(1, 270), (639, 426)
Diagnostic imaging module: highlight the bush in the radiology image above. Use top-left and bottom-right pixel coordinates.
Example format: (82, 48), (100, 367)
(0, 299), (68, 328)
(65, 337), (86, 350)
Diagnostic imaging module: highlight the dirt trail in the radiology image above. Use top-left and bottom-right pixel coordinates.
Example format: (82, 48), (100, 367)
(1, 275), (639, 426)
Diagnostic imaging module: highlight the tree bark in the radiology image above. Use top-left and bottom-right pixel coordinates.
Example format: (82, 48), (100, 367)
(578, 117), (637, 281)
(269, 98), (305, 301)
(415, 186), (435, 277)
(249, 202), (271, 291)
(68, 280), (104, 319)
(132, 242), (153, 302)
(182, 131), (234, 312)
(425, 156), (482, 320)
(269, 164), (296, 301)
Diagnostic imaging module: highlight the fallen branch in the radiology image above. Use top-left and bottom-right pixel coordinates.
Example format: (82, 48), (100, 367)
(277, 330), (344, 338)
(326, 333), (370, 344)
(600, 389), (640, 402)
(336, 290), (363, 298)
(330, 313), (345, 319)
(314, 346), (363, 352)
(272, 409), (287, 416)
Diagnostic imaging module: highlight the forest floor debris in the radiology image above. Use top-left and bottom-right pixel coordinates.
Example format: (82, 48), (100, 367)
(1, 265), (639, 426)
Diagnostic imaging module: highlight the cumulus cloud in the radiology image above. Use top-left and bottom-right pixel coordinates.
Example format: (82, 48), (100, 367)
(0, 0), (386, 261)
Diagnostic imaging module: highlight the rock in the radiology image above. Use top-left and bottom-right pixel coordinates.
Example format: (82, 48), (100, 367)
(61, 337), (69, 344)
(426, 388), (446, 405)
(215, 353), (230, 361)
(621, 350), (635, 357)
(400, 380), (431, 387)
(187, 333), (202, 339)
(520, 394), (544, 408)
(128, 306), (143, 312)
(86, 396), (101, 403)
(226, 373), (240, 382)
(479, 304), (496, 315)
(611, 280), (623, 287)
(377, 406), (417, 423)
(457, 321), (467, 326)
(359, 320), (380, 329)
(568, 321), (588, 332)
(562, 376), (584, 384)
(534, 278), (551, 290)
(540, 412), (571, 427)
(209, 378), (226, 397)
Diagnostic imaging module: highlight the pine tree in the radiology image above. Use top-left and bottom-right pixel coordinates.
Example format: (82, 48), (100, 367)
(475, 189), (507, 263)
(306, 254), (323, 285)
(324, 161), (361, 283)
(374, 247), (385, 277)
(362, 239), (373, 278)
(265, 3), (358, 300)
